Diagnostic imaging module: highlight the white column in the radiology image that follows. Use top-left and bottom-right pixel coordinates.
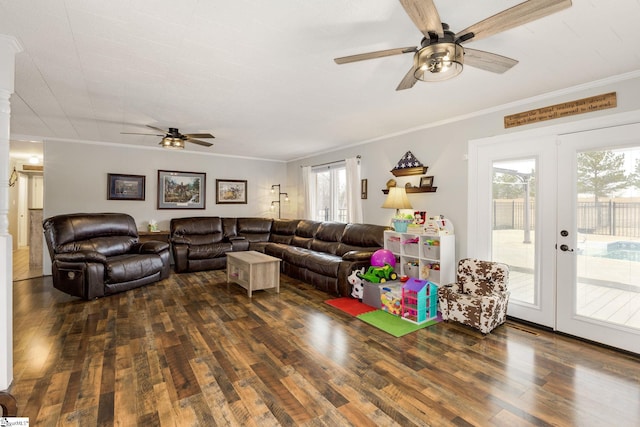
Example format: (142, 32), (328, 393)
(0, 34), (23, 391)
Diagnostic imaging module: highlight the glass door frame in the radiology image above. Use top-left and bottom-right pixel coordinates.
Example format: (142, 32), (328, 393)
(556, 122), (640, 354)
(469, 135), (557, 327)
(468, 109), (640, 339)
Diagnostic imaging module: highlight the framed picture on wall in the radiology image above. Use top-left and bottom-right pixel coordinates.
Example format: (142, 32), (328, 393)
(361, 179), (368, 199)
(157, 170), (206, 209)
(107, 173), (145, 201)
(216, 179), (247, 204)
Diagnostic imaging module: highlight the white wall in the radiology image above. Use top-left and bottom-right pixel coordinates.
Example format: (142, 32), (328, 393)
(287, 73), (640, 261)
(43, 140), (287, 273)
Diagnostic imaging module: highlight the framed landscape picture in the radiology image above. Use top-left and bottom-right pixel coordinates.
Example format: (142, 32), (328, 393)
(157, 170), (206, 209)
(216, 179), (247, 204)
(107, 173), (145, 201)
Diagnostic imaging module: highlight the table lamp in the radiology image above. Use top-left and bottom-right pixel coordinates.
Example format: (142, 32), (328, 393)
(382, 187), (413, 231)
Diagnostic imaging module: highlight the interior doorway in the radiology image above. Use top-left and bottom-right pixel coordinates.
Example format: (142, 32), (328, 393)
(9, 140), (44, 281)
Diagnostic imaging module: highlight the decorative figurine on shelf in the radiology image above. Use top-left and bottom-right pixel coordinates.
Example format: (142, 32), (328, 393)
(348, 268), (365, 300)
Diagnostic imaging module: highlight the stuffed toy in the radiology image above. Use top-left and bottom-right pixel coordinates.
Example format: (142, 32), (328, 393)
(348, 267), (365, 300)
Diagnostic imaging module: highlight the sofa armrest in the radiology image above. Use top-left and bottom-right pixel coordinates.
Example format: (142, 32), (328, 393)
(342, 250), (374, 262)
(55, 251), (107, 264)
(133, 241), (170, 254)
(172, 244), (189, 273)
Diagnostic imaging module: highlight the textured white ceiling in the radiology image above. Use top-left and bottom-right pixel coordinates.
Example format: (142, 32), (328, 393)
(3, 0), (640, 161)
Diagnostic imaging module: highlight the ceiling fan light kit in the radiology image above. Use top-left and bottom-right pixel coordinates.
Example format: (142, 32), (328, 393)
(414, 43), (463, 82)
(334, 0), (572, 90)
(160, 137), (185, 150)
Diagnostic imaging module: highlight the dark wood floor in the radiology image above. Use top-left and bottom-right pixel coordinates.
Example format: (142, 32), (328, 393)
(9, 271), (640, 426)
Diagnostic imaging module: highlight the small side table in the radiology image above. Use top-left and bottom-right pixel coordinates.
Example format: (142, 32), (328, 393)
(226, 251), (281, 298)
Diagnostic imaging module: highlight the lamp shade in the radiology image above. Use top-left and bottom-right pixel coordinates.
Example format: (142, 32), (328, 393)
(382, 187), (413, 210)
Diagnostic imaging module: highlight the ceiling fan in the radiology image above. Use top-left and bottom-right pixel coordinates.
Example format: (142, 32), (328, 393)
(122, 125), (215, 149)
(334, 0), (572, 90)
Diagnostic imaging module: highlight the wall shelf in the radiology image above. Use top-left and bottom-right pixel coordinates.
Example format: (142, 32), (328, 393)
(382, 186), (437, 194)
(391, 166), (428, 177)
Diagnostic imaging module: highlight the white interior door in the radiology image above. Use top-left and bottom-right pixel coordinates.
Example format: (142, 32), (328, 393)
(556, 123), (640, 354)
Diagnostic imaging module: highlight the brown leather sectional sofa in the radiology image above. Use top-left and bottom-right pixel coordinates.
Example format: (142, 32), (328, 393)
(170, 217), (389, 296)
(43, 213), (171, 299)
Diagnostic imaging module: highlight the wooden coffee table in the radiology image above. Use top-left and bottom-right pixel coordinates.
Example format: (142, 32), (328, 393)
(226, 251), (281, 297)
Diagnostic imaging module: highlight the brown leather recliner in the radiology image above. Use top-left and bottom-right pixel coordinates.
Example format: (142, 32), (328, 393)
(43, 213), (171, 299)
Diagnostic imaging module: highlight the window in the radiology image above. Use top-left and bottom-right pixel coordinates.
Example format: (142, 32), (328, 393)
(312, 162), (346, 222)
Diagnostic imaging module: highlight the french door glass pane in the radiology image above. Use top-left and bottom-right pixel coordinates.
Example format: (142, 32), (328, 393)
(575, 147), (640, 330)
(314, 167), (347, 222)
(492, 159), (536, 304)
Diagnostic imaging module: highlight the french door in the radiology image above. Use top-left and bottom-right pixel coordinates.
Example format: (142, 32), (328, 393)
(470, 122), (640, 354)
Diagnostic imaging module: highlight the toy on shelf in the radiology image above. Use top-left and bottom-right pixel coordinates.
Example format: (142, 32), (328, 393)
(348, 267), (365, 300)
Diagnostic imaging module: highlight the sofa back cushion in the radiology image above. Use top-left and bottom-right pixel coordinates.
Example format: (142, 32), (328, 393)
(310, 222), (346, 255)
(170, 217), (224, 245)
(222, 217), (238, 238)
(291, 220), (321, 248)
(336, 223), (389, 256)
(43, 212), (139, 258)
(269, 219), (300, 244)
(237, 217), (272, 242)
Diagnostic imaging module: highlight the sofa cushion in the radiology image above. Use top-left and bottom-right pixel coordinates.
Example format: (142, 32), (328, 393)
(310, 222), (346, 255)
(291, 220), (321, 248)
(188, 242), (232, 260)
(269, 219), (299, 244)
(171, 217), (224, 244)
(336, 223), (388, 256)
(222, 217), (238, 238)
(105, 254), (165, 283)
(281, 246), (342, 277)
(57, 236), (137, 257)
(237, 217), (272, 242)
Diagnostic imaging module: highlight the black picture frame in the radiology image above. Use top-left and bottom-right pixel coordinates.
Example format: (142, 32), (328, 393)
(420, 176), (434, 188)
(157, 170), (206, 209)
(216, 179), (247, 204)
(107, 173), (145, 201)
(361, 179), (368, 199)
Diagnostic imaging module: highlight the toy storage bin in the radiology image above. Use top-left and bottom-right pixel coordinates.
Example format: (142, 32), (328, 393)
(386, 234), (401, 253)
(403, 240), (419, 257)
(422, 244), (440, 259)
(404, 263), (419, 278)
(421, 263), (440, 284)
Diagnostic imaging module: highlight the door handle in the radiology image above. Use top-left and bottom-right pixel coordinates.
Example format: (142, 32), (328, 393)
(559, 244), (574, 252)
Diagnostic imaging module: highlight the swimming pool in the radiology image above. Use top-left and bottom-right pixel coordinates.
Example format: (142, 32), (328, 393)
(581, 241), (640, 262)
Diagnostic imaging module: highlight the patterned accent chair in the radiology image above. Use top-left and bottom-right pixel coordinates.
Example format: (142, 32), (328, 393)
(438, 258), (510, 334)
